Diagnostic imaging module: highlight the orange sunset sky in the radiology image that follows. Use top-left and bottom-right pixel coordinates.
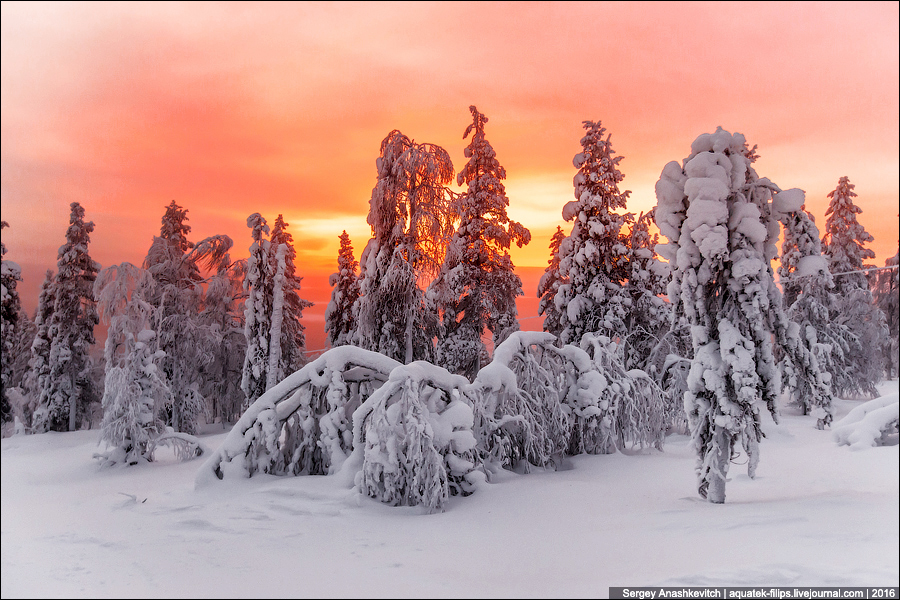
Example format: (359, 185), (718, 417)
(2, 1), (898, 353)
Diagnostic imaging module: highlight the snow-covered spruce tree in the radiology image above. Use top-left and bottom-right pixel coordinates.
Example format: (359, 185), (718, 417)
(537, 225), (567, 339)
(241, 213), (273, 407)
(325, 230), (360, 348)
(621, 210), (671, 372)
(655, 127), (802, 503)
(143, 201), (207, 434)
(871, 246), (899, 378)
(34, 203), (100, 432)
(427, 106), (531, 379)
(776, 206), (837, 426)
(26, 270), (56, 430)
(1, 221), (23, 424)
(821, 176), (889, 397)
(266, 214), (313, 388)
(352, 130), (455, 364)
(554, 120), (633, 347)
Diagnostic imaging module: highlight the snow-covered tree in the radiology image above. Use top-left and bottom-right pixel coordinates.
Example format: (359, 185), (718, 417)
(143, 201), (207, 434)
(621, 210), (671, 372)
(356, 361), (478, 513)
(1, 221), (23, 424)
(537, 225), (567, 339)
(96, 328), (169, 466)
(554, 120), (633, 347)
(241, 213), (273, 407)
(821, 177), (889, 397)
(240, 214), (313, 408)
(194, 237), (247, 425)
(775, 206), (836, 427)
(654, 127), (804, 503)
(34, 202), (100, 432)
(267, 214), (313, 386)
(352, 130), (456, 364)
(871, 246), (899, 378)
(427, 106), (531, 379)
(26, 270), (56, 429)
(325, 230), (360, 348)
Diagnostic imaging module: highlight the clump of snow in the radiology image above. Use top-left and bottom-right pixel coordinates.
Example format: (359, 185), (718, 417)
(833, 393), (899, 450)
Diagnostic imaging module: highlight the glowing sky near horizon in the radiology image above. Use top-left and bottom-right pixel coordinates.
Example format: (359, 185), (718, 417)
(2, 1), (898, 350)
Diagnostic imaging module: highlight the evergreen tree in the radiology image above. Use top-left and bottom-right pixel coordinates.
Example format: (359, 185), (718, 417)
(325, 230), (360, 348)
(1, 221), (23, 423)
(821, 177), (888, 397)
(621, 210), (671, 372)
(241, 213), (273, 407)
(655, 127), (802, 503)
(352, 130), (455, 364)
(871, 245), (899, 378)
(427, 106), (531, 379)
(554, 120), (633, 347)
(143, 201), (207, 434)
(27, 270), (56, 429)
(34, 202), (100, 432)
(775, 206), (836, 427)
(537, 225), (567, 339)
(267, 214), (313, 387)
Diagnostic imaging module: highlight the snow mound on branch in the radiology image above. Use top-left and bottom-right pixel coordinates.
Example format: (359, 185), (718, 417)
(833, 393), (899, 450)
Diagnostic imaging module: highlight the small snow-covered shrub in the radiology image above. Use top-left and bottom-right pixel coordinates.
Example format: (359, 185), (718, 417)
(354, 361), (478, 513)
(833, 394), (899, 450)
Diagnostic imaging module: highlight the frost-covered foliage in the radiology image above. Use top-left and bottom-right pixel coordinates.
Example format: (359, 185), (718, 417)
(537, 225), (567, 338)
(197, 346), (402, 484)
(553, 120), (633, 347)
(96, 330), (170, 466)
(832, 393), (899, 450)
(142, 201), (209, 435)
(26, 270), (56, 430)
(427, 106), (531, 379)
(655, 127), (803, 503)
(354, 361), (479, 513)
(33, 203), (100, 433)
(776, 207), (836, 426)
(1, 221), (23, 424)
(352, 130), (455, 364)
(821, 177), (889, 398)
(325, 230), (360, 348)
(621, 210), (671, 372)
(871, 247), (898, 378)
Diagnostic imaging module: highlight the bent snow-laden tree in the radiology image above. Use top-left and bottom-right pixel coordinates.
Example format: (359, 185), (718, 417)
(352, 130), (456, 364)
(197, 346), (402, 484)
(353, 361), (479, 513)
(871, 246), (899, 378)
(427, 106), (531, 379)
(655, 127), (812, 503)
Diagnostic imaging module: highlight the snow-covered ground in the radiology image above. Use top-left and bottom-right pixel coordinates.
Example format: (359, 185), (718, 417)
(2, 380), (897, 597)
